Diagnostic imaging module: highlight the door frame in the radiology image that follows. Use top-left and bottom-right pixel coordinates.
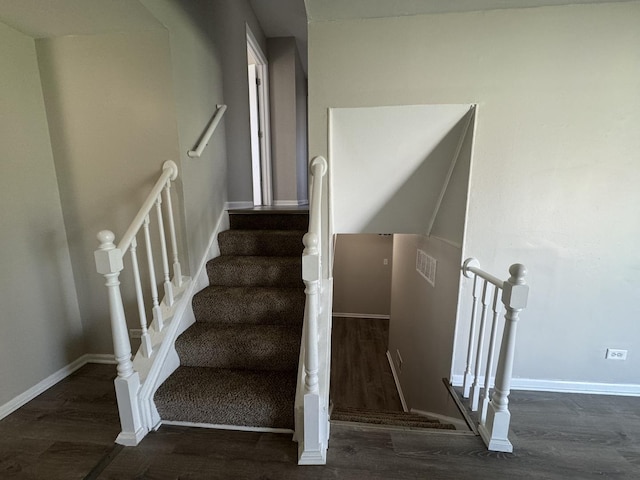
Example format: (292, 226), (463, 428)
(246, 25), (273, 206)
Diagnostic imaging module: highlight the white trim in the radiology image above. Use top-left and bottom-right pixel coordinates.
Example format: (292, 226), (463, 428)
(450, 374), (640, 397)
(428, 234), (462, 250)
(162, 420), (293, 435)
(386, 350), (408, 412)
(332, 313), (390, 320)
(410, 408), (471, 431)
(0, 353), (116, 420)
(225, 201), (254, 210)
(246, 24), (272, 206)
(273, 200), (307, 207)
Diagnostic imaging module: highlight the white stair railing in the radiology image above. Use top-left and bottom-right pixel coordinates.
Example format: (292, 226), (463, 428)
(297, 156), (330, 465)
(460, 258), (529, 453)
(94, 160), (188, 445)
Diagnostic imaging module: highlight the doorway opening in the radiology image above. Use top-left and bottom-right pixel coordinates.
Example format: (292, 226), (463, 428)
(246, 25), (272, 206)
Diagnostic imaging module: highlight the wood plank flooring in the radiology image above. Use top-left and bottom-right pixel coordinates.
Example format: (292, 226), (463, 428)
(330, 316), (403, 411)
(1, 363), (639, 479)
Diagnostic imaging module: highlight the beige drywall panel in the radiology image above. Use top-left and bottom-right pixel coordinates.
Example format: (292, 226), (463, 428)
(36, 30), (182, 354)
(295, 46), (308, 204)
(333, 234), (393, 316)
(140, 0), (227, 275)
(268, 37), (298, 203)
(0, 21), (84, 405)
(388, 234), (463, 417)
(330, 104), (471, 233)
(309, 2), (640, 385)
(210, 0), (267, 204)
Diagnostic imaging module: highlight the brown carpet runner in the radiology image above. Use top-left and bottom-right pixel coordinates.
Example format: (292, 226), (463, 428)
(331, 407), (456, 430)
(154, 210), (308, 430)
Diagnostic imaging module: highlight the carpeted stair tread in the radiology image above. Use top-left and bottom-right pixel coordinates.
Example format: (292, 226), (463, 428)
(154, 366), (297, 429)
(207, 255), (302, 287)
(176, 322), (302, 371)
(229, 212), (309, 231)
(218, 230), (305, 257)
(331, 407), (456, 430)
(192, 286), (305, 325)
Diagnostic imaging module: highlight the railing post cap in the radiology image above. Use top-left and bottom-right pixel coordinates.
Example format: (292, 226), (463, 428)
(310, 156), (327, 177)
(462, 257), (479, 278)
(97, 230), (116, 249)
(95, 230), (123, 274)
(508, 263), (527, 285)
(162, 160), (178, 181)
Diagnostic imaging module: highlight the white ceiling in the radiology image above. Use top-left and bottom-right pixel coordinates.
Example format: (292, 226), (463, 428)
(0, 0), (162, 38)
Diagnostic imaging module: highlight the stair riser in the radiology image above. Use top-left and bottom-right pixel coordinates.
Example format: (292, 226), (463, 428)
(218, 231), (304, 257)
(229, 213), (308, 231)
(193, 287), (305, 325)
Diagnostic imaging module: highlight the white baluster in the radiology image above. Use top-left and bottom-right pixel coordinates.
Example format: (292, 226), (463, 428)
(471, 280), (492, 411)
(163, 180), (182, 288)
(479, 264), (529, 453)
(130, 236), (152, 358)
(94, 231), (145, 445)
(143, 215), (163, 331)
(462, 273), (481, 398)
(480, 287), (502, 424)
(155, 196), (174, 306)
(302, 232), (320, 395)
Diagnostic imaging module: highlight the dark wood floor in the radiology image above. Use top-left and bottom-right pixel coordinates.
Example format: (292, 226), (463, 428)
(2, 363), (640, 479)
(330, 317), (403, 411)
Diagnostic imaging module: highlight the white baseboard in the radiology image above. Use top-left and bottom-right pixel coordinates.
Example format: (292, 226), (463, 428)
(386, 350), (408, 412)
(272, 200), (309, 207)
(0, 353), (116, 420)
(162, 420), (293, 434)
(450, 374), (640, 397)
(225, 201), (254, 210)
(332, 313), (390, 320)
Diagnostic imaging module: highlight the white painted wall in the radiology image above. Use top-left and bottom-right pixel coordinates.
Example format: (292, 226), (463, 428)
(309, 2), (640, 387)
(330, 105), (471, 234)
(333, 234), (393, 316)
(0, 21), (84, 405)
(36, 30), (182, 353)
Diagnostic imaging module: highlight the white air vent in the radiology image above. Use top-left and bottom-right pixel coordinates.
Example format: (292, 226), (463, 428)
(416, 249), (437, 286)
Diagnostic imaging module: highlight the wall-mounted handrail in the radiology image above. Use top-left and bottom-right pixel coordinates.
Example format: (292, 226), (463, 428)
(187, 104), (227, 158)
(460, 257), (529, 453)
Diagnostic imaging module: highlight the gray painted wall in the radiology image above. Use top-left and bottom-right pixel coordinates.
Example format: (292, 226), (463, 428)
(388, 234), (464, 417)
(333, 234), (393, 316)
(268, 37), (309, 205)
(0, 21), (84, 404)
(211, 0), (267, 204)
(36, 30), (183, 353)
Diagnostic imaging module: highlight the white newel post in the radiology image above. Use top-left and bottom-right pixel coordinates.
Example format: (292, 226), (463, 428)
(479, 264), (528, 453)
(299, 231), (323, 464)
(298, 155), (328, 465)
(95, 231), (146, 446)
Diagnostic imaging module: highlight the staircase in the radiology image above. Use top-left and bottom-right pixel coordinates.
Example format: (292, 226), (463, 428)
(154, 209), (308, 430)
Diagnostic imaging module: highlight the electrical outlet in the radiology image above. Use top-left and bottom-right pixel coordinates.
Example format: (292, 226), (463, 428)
(605, 348), (628, 360)
(396, 349), (403, 374)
